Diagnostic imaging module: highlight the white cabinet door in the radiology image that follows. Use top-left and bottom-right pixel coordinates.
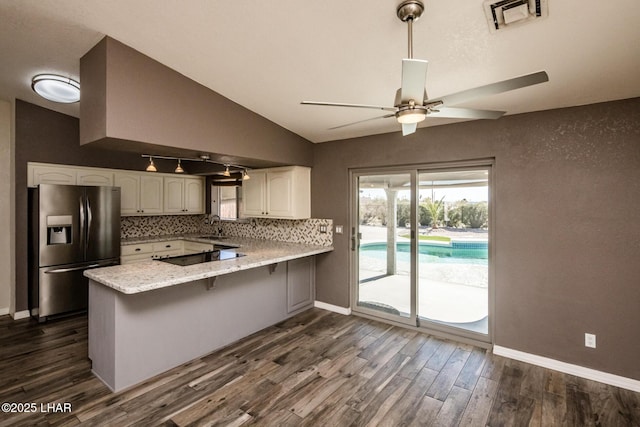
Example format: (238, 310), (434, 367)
(140, 175), (164, 214)
(164, 177), (204, 214)
(241, 167), (310, 219)
(163, 177), (185, 213)
(115, 173), (141, 215)
(184, 178), (204, 214)
(32, 165), (76, 186)
(77, 170), (113, 186)
(115, 173), (163, 215)
(242, 170), (267, 217)
(267, 170), (294, 217)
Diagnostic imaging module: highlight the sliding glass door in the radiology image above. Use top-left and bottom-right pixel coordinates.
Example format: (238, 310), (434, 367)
(354, 171), (416, 325)
(352, 163), (491, 341)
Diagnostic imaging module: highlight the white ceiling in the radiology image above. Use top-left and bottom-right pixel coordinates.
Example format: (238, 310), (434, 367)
(1, 0), (639, 143)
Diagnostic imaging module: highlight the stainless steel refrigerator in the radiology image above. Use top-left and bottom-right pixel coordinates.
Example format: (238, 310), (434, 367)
(29, 184), (121, 321)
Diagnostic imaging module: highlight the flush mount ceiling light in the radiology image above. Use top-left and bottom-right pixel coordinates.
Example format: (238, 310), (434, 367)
(146, 157), (157, 172)
(31, 74), (80, 103)
(175, 159), (184, 173)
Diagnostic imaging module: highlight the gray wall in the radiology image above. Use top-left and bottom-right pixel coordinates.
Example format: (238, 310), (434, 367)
(311, 97), (640, 381)
(80, 37), (313, 168)
(0, 100), (11, 314)
(13, 100), (190, 312)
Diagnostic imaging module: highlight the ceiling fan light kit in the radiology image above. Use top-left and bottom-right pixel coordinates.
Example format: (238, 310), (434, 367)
(301, 0), (549, 137)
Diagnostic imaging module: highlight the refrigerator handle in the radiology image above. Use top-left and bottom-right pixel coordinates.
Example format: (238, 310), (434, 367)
(79, 196), (86, 250)
(86, 196), (93, 248)
(45, 264), (103, 274)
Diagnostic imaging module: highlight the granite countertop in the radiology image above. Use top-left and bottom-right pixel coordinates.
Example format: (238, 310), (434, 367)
(84, 235), (333, 295)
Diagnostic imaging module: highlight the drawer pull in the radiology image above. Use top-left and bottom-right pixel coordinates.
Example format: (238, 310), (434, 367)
(135, 248), (141, 252)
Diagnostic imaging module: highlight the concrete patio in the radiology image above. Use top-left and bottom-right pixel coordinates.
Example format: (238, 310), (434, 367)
(357, 225), (489, 333)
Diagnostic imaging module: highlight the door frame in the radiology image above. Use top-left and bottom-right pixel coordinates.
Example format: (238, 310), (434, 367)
(349, 167), (418, 327)
(349, 159), (495, 346)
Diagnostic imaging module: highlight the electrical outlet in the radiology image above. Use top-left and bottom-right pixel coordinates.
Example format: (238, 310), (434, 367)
(335, 225), (343, 234)
(319, 225), (327, 234)
(585, 333), (596, 348)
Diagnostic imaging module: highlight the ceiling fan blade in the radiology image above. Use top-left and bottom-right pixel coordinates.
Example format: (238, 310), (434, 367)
(402, 123), (417, 136)
(428, 107), (505, 120)
(329, 114), (396, 130)
(301, 101), (397, 112)
(400, 59), (428, 103)
(431, 71), (549, 106)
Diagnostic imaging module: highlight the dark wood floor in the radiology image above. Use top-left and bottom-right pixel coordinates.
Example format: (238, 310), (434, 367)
(0, 309), (638, 426)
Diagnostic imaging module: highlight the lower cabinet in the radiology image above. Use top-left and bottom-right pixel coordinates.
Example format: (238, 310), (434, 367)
(121, 240), (215, 264)
(286, 256), (315, 313)
(88, 256), (318, 392)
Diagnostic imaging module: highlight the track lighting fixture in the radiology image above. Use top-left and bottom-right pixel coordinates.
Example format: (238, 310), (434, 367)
(146, 157), (157, 172)
(140, 154), (250, 178)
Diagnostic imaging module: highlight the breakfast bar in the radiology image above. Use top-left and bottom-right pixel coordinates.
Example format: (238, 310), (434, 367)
(84, 236), (333, 392)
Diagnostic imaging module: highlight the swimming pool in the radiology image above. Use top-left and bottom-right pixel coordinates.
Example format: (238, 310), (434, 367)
(360, 241), (488, 265)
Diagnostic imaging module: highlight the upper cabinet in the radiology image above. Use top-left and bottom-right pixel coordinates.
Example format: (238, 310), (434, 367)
(164, 177), (204, 214)
(28, 162), (204, 217)
(29, 163), (113, 187)
(115, 172), (164, 215)
(77, 170), (114, 186)
(30, 164), (77, 186)
(241, 166), (310, 219)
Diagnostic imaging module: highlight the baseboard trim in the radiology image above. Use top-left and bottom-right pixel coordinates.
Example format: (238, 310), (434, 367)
(314, 301), (351, 316)
(0, 307), (9, 316)
(12, 310), (31, 320)
(493, 345), (640, 393)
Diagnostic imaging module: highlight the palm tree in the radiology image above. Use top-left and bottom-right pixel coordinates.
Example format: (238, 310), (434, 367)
(424, 196), (445, 228)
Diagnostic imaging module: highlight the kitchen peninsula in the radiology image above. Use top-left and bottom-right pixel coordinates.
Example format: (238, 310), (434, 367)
(85, 236), (333, 392)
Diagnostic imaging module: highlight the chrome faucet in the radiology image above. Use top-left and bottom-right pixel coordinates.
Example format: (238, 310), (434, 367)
(209, 214), (223, 236)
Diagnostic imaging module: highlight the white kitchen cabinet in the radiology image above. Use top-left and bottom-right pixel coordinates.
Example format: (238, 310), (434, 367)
(120, 241), (184, 264)
(120, 243), (155, 264)
(241, 166), (310, 219)
(242, 170), (268, 217)
(77, 170), (114, 186)
(28, 162), (205, 217)
(115, 172), (164, 215)
(29, 163), (112, 187)
(164, 177), (205, 214)
(151, 241), (184, 258)
(286, 256), (315, 314)
(184, 178), (205, 213)
(30, 164), (76, 186)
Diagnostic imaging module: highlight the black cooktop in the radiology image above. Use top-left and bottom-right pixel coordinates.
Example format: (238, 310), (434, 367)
(157, 250), (244, 266)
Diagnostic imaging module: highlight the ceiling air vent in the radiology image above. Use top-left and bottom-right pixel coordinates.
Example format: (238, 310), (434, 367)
(483, 0), (548, 33)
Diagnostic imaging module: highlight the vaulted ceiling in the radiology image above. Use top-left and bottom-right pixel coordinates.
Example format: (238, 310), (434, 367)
(1, 0), (639, 143)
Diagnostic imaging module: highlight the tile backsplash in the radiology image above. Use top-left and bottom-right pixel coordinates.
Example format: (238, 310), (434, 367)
(121, 215), (333, 246)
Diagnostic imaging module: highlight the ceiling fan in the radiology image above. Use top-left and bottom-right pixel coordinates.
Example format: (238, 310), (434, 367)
(301, 0), (549, 136)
